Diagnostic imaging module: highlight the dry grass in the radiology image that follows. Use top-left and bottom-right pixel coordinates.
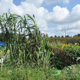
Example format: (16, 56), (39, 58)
(48, 40), (64, 48)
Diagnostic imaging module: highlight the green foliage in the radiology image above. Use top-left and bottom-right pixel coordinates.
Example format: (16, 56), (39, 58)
(50, 51), (67, 70)
(65, 35), (70, 37)
(54, 35), (57, 37)
(61, 35), (64, 38)
(47, 44), (80, 70)
(50, 36), (53, 38)
(62, 44), (80, 62)
(0, 65), (61, 80)
(0, 12), (51, 68)
(59, 64), (80, 80)
(74, 33), (80, 37)
(0, 62), (80, 80)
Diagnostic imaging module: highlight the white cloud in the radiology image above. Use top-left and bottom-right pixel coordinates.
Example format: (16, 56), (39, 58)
(4, 0), (12, 3)
(45, 6), (69, 23)
(67, 29), (80, 33)
(24, 0), (70, 7)
(10, 1), (48, 32)
(63, 0), (69, 4)
(10, 4), (24, 16)
(0, 0), (13, 14)
(25, 0), (44, 7)
(45, 4), (80, 25)
(56, 21), (80, 36)
(37, 19), (48, 31)
(63, 4), (80, 23)
(45, 0), (69, 4)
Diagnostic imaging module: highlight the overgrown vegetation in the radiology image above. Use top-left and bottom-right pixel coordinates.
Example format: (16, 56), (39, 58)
(0, 12), (80, 80)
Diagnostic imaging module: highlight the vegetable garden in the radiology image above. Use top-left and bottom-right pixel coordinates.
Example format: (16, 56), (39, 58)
(0, 12), (80, 80)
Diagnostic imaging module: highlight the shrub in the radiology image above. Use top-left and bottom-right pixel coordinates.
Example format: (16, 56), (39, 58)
(48, 46), (79, 69)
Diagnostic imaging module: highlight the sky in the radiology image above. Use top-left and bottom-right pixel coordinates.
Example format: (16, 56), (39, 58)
(0, 0), (80, 37)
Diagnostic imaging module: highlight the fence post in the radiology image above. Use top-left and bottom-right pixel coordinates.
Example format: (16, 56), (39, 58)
(0, 58), (3, 71)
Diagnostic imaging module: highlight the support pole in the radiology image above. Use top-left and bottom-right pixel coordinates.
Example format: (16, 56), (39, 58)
(0, 58), (3, 71)
(65, 30), (66, 37)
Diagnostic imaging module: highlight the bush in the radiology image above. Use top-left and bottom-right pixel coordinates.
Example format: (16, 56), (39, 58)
(48, 46), (79, 70)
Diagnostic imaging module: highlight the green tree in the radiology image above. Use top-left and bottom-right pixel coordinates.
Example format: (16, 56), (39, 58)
(54, 35), (57, 37)
(77, 34), (80, 37)
(58, 36), (60, 38)
(61, 35), (64, 38)
(65, 35), (69, 37)
(50, 36), (53, 38)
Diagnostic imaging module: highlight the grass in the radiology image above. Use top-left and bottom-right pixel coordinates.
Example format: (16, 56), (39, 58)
(0, 63), (80, 80)
(0, 63), (61, 80)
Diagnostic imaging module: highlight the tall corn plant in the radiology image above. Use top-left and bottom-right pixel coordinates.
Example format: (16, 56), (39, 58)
(0, 12), (44, 65)
(1, 13), (22, 62)
(0, 12), (51, 67)
(35, 36), (52, 68)
(0, 12), (24, 63)
(19, 14), (44, 64)
(27, 27), (43, 62)
(18, 14), (49, 65)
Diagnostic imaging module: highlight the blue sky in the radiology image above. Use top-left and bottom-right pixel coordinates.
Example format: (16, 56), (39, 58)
(0, 0), (80, 37)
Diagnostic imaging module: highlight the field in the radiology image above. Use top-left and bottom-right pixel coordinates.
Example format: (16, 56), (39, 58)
(0, 12), (80, 80)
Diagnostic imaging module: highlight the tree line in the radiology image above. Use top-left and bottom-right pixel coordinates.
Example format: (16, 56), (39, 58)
(50, 33), (80, 38)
